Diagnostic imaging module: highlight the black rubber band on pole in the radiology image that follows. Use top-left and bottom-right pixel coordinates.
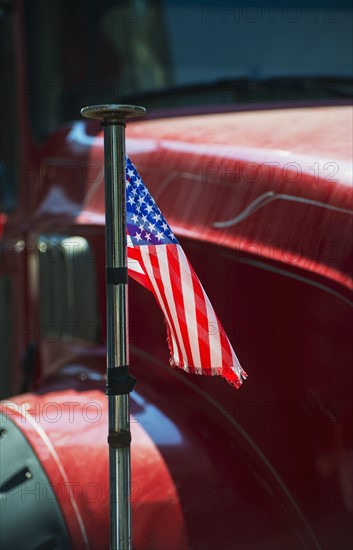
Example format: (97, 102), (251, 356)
(106, 267), (128, 285)
(108, 430), (131, 448)
(106, 366), (136, 396)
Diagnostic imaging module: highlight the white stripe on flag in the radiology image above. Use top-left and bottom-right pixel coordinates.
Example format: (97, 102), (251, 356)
(127, 236), (144, 275)
(155, 245), (188, 369)
(230, 340), (243, 378)
(140, 246), (180, 365)
(169, 333), (180, 366)
(176, 245), (202, 371)
(203, 290), (223, 374)
(128, 255), (144, 275)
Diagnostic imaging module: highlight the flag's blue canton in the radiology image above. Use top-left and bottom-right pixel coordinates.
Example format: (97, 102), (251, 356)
(126, 158), (178, 246)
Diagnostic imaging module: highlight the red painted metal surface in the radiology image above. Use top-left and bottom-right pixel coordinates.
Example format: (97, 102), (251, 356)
(5, 104), (347, 549)
(2, 94), (352, 547)
(0, 213), (6, 237)
(34, 106), (353, 295)
(1, 3), (352, 548)
(1, 389), (188, 550)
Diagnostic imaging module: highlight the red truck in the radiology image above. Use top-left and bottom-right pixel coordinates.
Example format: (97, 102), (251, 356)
(1, 1), (352, 549)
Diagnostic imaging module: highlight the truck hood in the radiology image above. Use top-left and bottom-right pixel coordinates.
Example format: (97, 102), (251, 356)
(38, 105), (353, 295)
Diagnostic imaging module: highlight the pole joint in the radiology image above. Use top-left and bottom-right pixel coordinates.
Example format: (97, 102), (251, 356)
(108, 430), (132, 449)
(106, 267), (128, 285)
(106, 366), (136, 396)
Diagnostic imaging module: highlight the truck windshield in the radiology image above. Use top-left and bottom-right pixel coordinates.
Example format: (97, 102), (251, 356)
(25, 0), (353, 140)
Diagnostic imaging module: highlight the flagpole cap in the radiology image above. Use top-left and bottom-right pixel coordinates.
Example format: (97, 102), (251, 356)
(81, 104), (146, 122)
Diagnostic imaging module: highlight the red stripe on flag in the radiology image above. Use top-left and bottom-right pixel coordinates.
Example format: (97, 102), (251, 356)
(216, 316), (233, 367)
(188, 260), (212, 372)
(147, 246), (185, 366)
(127, 245), (153, 292)
(215, 315), (244, 388)
(166, 244), (195, 373)
(129, 246), (159, 302)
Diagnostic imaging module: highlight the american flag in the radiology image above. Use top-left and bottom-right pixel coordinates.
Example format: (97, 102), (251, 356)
(126, 157), (247, 388)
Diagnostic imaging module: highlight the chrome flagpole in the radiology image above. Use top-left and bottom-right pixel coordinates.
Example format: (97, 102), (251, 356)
(81, 104), (145, 550)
